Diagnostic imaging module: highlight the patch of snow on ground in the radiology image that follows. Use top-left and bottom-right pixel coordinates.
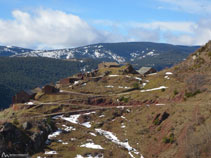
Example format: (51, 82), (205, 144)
(105, 85), (114, 88)
(62, 142), (68, 145)
(83, 111), (96, 115)
(95, 129), (144, 158)
(109, 75), (119, 77)
(74, 81), (80, 85)
(80, 142), (104, 149)
(45, 151), (57, 155)
(121, 116), (127, 120)
(90, 132), (97, 136)
(164, 76), (170, 79)
(25, 102), (34, 105)
(117, 106), (125, 109)
(126, 109), (131, 113)
(60, 112), (95, 128)
(156, 104), (166, 106)
(75, 154), (103, 158)
(81, 122), (92, 128)
(94, 50), (104, 58)
(165, 72), (173, 75)
(142, 83), (147, 87)
(146, 51), (159, 56)
(148, 73), (157, 76)
(62, 124), (76, 132)
(134, 77), (142, 81)
(99, 115), (105, 118)
(140, 86), (168, 92)
(61, 114), (81, 124)
(48, 129), (62, 139)
(121, 123), (126, 128)
(129, 151), (135, 158)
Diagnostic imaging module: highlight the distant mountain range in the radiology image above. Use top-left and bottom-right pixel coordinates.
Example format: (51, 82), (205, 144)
(0, 42), (200, 70)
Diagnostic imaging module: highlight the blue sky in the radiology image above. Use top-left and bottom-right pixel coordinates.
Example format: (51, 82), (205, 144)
(0, 0), (211, 49)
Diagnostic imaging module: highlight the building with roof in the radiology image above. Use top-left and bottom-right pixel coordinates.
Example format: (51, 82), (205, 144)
(137, 67), (157, 75)
(12, 90), (35, 104)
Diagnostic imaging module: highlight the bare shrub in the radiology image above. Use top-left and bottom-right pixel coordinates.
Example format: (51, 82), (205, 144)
(185, 124), (211, 158)
(185, 74), (207, 95)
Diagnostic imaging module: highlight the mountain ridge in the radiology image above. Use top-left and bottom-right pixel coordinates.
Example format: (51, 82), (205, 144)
(0, 42), (200, 70)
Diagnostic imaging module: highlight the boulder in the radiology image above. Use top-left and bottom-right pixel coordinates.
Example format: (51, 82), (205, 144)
(22, 122), (32, 130)
(0, 122), (33, 154)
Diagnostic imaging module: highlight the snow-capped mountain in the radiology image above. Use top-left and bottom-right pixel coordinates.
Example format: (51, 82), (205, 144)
(0, 42), (199, 69)
(11, 44), (126, 63)
(0, 46), (32, 56)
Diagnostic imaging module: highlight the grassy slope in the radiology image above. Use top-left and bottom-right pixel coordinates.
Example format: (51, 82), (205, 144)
(1, 42), (211, 157)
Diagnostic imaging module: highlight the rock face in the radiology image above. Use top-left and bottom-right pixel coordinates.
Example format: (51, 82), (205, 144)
(31, 120), (54, 152)
(0, 122), (33, 154)
(153, 112), (170, 125)
(22, 121), (32, 130)
(0, 120), (55, 155)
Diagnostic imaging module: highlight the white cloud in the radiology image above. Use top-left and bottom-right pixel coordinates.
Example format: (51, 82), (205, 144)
(128, 28), (160, 42)
(0, 8), (210, 49)
(164, 19), (211, 45)
(129, 21), (196, 33)
(0, 9), (105, 49)
(158, 0), (211, 14)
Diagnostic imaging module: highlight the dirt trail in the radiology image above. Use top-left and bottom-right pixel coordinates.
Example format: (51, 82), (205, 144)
(33, 105), (133, 118)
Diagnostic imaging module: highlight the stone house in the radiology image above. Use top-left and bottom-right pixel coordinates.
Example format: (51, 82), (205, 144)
(12, 90), (34, 104)
(137, 67), (157, 75)
(60, 77), (80, 85)
(42, 85), (59, 94)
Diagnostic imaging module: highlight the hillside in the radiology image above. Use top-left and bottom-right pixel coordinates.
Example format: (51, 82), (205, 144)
(1, 42), (199, 70)
(0, 41), (211, 158)
(0, 57), (100, 109)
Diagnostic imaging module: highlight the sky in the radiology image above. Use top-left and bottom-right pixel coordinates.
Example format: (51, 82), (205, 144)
(0, 0), (211, 49)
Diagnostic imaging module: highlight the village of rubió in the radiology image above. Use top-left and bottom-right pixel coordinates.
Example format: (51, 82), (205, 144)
(0, 0), (211, 158)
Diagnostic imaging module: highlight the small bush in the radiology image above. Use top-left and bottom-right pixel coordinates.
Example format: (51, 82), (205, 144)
(163, 136), (170, 143)
(119, 96), (129, 103)
(132, 82), (140, 89)
(163, 133), (175, 144)
(153, 118), (160, 125)
(174, 89), (179, 95)
(46, 117), (54, 127)
(185, 89), (201, 98)
(13, 118), (19, 125)
(208, 52), (211, 58)
(157, 126), (162, 131)
(169, 133), (175, 143)
(194, 57), (205, 68)
(161, 88), (166, 92)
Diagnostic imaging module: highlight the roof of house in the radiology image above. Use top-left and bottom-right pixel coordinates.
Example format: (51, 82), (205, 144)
(137, 67), (154, 74)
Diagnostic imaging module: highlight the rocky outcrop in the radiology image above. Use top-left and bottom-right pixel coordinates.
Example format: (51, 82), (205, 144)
(0, 122), (33, 154)
(31, 119), (55, 152)
(153, 112), (170, 125)
(0, 119), (55, 155)
(22, 121), (32, 130)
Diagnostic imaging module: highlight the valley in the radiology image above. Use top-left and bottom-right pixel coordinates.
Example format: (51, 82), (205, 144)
(1, 41), (211, 158)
